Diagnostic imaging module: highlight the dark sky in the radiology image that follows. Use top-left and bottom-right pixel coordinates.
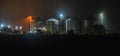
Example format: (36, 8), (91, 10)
(0, 0), (120, 32)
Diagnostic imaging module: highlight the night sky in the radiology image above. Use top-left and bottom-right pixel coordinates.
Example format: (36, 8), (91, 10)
(0, 0), (120, 33)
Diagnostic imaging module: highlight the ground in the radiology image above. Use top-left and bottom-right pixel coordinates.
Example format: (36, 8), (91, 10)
(0, 34), (120, 53)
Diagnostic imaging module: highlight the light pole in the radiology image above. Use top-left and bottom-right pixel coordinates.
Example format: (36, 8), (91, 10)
(59, 13), (64, 33)
(99, 12), (104, 24)
(0, 24), (4, 29)
(1, 24), (4, 28)
(60, 13), (64, 22)
(27, 16), (32, 33)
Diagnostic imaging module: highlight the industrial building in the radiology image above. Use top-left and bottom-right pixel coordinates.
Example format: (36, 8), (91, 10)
(29, 16), (100, 34)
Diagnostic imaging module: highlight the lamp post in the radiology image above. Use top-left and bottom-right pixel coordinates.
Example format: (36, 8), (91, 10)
(60, 13), (64, 22)
(99, 12), (104, 24)
(0, 24), (4, 29)
(1, 24), (4, 28)
(27, 16), (32, 33)
(59, 13), (64, 33)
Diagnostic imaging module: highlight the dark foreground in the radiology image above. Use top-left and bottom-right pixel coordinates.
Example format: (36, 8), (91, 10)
(0, 34), (120, 53)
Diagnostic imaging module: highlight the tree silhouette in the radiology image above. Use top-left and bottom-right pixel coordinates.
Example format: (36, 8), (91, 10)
(67, 29), (74, 35)
(92, 24), (106, 34)
(84, 17), (97, 34)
